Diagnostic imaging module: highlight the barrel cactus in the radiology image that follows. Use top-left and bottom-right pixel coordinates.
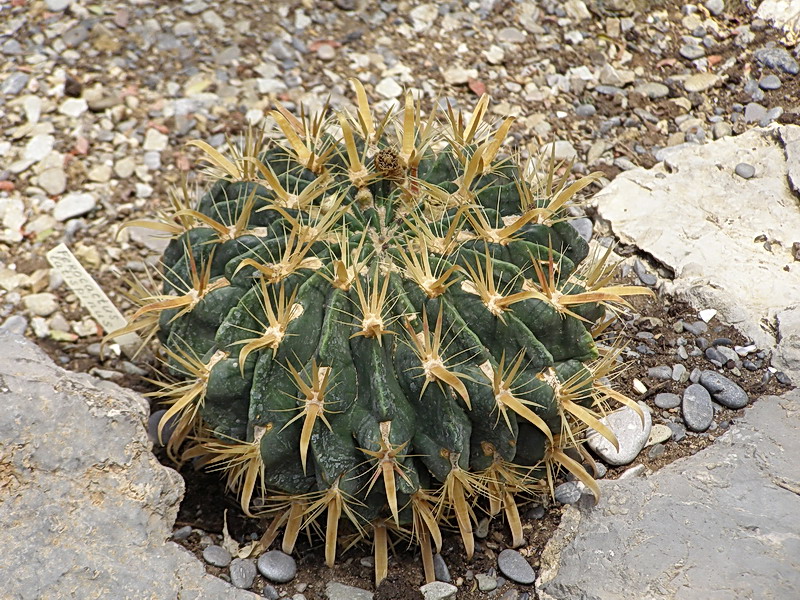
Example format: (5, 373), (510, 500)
(117, 81), (651, 585)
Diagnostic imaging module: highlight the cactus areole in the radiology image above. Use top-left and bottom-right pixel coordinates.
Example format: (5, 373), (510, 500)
(117, 81), (651, 585)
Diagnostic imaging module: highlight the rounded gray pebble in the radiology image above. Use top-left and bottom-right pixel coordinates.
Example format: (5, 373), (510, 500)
(526, 505), (546, 519)
(704, 0), (724, 15)
(554, 481), (582, 504)
(704, 346), (727, 366)
(475, 517), (490, 538)
(498, 549), (536, 585)
(257, 550), (296, 583)
(679, 44), (705, 60)
(147, 409), (177, 446)
(760, 106), (783, 127)
(569, 217), (593, 242)
(1, 315), (29, 335)
(229, 558), (256, 589)
(477, 573), (498, 591)
(735, 163), (755, 179)
(759, 74), (782, 90)
(633, 259), (657, 286)
(433, 553), (451, 583)
(593, 461), (608, 478)
(202, 545), (232, 568)
(683, 384), (714, 432)
(683, 320), (708, 336)
(672, 363), (688, 382)
(647, 365), (673, 380)
(655, 392), (681, 409)
(262, 584), (280, 600)
(699, 370), (748, 409)
(575, 103), (596, 118)
(171, 525), (193, 540)
(667, 421), (687, 442)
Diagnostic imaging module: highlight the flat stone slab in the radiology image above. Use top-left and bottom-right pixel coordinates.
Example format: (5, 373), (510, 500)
(0, 332), (258, 600)
(536, 390), (800, 600)
(594, 125), (800, 373)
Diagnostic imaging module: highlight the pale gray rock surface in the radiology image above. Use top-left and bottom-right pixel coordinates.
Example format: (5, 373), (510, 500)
(0, 332), (258, 600)
(536, 391), (800, 600)
(593, 125), (800, 373)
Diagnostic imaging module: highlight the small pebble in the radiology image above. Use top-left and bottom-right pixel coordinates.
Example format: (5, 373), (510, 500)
(648, 443), (666, 459)
(257, 551), (297, 583)
(672, 363), (688, 382)
(679, 44), (705, 60)
(498, 549), (536, 585)
(476, 574), (498, 592)
(647, 365), (673, 380)
(655, 393), (681, 409)
(735, 163), (755, 179)
(705, 346), (727, 366)
(683, 384), (714, 432)
(760, 107), (783, 127)
(434, 553), (451, 583)
(316, 43), (336, 61)
(683, 321), (708, 336)
(326, 582), (372, 600)
(633, 82), (669, 99)
(667, 421), (687, 442)
(554, 481), (582, 504)
(1, 315), (29, 335)
(171, 525), (193, 540)
(569, 217), (593, 242)
(704, 0), (724, 16)
(586, 402), (652, 466)
(633, 259), (657, 286)
(744, 103), (767, 123)
(647, 424), (673, 446)
(420, 581), (458, 600)
(526, 505), (546, 519)
(759, 74), (782, 90)
(712, 122), (733, 139)
(684, 72), (719, 93)
(202, 545), (232, 568)
(474, 517), (490, 538)
(618, 464), (646, 479)
(229, 558), (257, 589)
(593, 462), (608, 478)
(262, 584), (280, 600)
(699, 370), (749, 409)
(147, 409), (177, 446)
(776, 371), (793, 386)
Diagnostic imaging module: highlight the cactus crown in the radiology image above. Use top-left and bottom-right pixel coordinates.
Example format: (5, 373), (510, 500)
(117, 80), (652, 585)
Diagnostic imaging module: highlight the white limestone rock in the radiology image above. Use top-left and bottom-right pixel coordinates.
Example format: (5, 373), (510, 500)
(593, 125), (800, 373)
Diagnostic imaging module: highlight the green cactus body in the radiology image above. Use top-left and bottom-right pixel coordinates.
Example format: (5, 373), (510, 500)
(121, 84), (651, 585)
